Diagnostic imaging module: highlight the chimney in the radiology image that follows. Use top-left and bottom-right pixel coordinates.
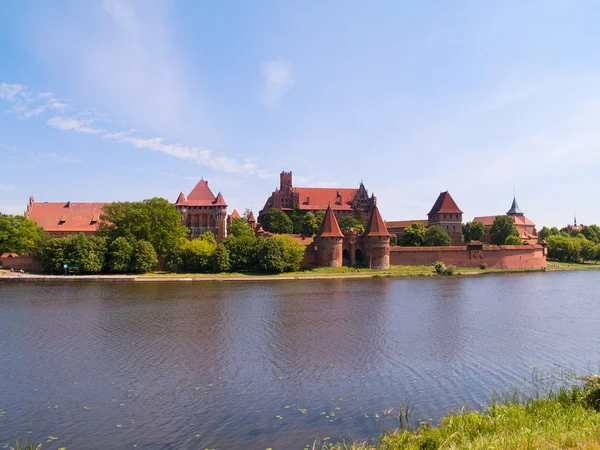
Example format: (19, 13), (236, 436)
(65, 201), (71, 208)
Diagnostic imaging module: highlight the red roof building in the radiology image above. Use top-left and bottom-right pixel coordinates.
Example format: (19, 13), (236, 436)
(474, 196), (538, 244)
(364, 205), (390, 237)
(25, 197), (107, 237)
(259, 171), (377, 219)
(175, 179), (228, 242)
(317, 204), (344, 238)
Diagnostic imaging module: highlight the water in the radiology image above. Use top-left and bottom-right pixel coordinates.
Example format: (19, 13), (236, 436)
(1, 272), (599, 449)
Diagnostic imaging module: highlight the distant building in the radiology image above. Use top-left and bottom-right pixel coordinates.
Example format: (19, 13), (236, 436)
(175, 179), (227, 242)
(474, 196), (538, 244)
(25, 197), (106, 237)
(385, 191), (463, 245)
(226, 209), (241, 227)
(259, 171), (377, 220)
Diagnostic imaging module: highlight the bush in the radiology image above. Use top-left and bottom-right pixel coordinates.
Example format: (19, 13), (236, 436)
(130, 240), (158, 273)
(181, 237), (217, 272)
(255, 237), (286, 273)
(210, 243), (230, 272)
(504, 235), (523, 245)
(434, 261), (455, 276)
(107, 236), (134, 273)
(480, 263), (487, 270)
(271, 234), (306, 271)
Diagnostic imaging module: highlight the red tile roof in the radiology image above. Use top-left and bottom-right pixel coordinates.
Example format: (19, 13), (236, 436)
(248, 211), (256, 223)
(177, 180), (227, 207)
(1, 253), (19, 258)
(428, 191), (463, 215)
(385, 219), (428, 229)
(474, 215), (536, 227)
(26, 201), (107, 232)
(230, 209), (241, 219)
(317, 204), (344, 238)
(294, 187), (359, 211)
(364, 206), (390, 237)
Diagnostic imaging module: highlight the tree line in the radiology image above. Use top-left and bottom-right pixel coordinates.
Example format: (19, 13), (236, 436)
(538, 224), (600, 263)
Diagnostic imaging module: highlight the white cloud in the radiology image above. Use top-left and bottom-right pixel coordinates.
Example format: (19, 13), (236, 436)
(260, 59), (295, 108)
(0, 83), (23, 101)
(47, 116), (105, 134)
(0, 83), (69, 118)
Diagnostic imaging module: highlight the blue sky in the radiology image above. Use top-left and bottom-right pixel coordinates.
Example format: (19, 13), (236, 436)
(1, 0), (600, 227)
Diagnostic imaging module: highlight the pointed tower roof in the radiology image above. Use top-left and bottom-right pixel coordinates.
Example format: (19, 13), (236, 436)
(428, 191), (463, 215)
(506, 196), (524, 216)
(248, 211), (256, 223)
(213, 192), (227, 207)
(363, 205), (390, 237)
(230, 209), (241, 219)
(186, 179), (217, 206)
(175, 191), (187, 205)
(317, 204), (344, 238)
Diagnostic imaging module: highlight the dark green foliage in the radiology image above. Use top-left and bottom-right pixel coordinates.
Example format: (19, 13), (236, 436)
(0, 214), (46, 254)
(538, 226), (550, 242)
(401, 223), (426, 246)
(210, 243), (230, 272)
(504, 235), (523, 245)
(581, 225), (600, 244)
(546, 234), (582, 262)
(302, 212), (319, 235)
(338, 216), (365, 234)
(223, 235), (258, 272)
(579, 238), (598, 262)
(314, 210), (326, 230)
(462, 221), (485, 242)
(99, 197), (188, 254)
(130, 240), (158, 273)
(271, 234), (305, 271)
(287, 206), (306, 234)
(255, 237), (286, 273)
(107, 237), (134, 273)
(228, 217), (255, 238)
(37, 234), (106, 274)
(489, 216), (520, 245)
(260, 208), (294, 234)
(434, 261), (455, 276)
(390, 235), (397, 246)
(424, 225), (452, 246)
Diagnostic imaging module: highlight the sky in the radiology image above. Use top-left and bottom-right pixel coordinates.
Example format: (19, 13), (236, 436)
(1, 0), (600, 228)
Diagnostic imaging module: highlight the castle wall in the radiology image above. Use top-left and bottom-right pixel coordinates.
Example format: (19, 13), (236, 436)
(315, 237), (343, 267)
(389, 245), (546, 269)
(0, 255), (41, 271)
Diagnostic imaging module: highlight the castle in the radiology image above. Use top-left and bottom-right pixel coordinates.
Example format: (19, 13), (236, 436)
(259, 171), (377, 220)
(474, 196), (538, 245)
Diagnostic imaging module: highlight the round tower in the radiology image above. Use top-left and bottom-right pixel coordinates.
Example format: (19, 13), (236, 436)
(315, 204), (344, 267)
(361, 205), (390, 270)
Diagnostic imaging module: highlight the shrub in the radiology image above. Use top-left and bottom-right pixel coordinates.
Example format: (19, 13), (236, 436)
(480, 263), (487, 270)
(504, 235), (523, 245)
(210, 243), (230, 272)
(130, 240), (158, 273)
(434, 261), (455, 276)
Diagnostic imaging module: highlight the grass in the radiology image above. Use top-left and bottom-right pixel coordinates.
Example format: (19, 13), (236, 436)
(319, 377), (600, 450)
(546, 261), (600, 272)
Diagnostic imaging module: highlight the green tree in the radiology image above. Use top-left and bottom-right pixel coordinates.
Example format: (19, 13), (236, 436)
(462, 221), (484, 242)
(99, 198), (188, 255)
(579, 238), (597, 262)
(302, 212), (319, 235)
(338, 216), (365, 234)
(538, 226), (550, 242)
(210, 243), (230, 272)
(401, 223), (426, 246)
(581, 225), (600, 244)
(56, 234), (107, 274)
(424, 225), (452, 246)
(0, 214), (47, 254)
(255, 237), (286, 273)
(223, 235), (257, 272)
(314, 210), (326, 230)
(181, 238), (217, 272)
(287, 206), (306, 234)
(489, 216), (520, 245)
(271, 234), (305, 271)
(37, 238), (67, 273)
(504, 235), (523, 245)
(131, 240), (158, 273)
(107, 237), (134, 273)
(260, 208), (293, 234)
(546, 235), (581, 262)
(228, 217), (255, 238)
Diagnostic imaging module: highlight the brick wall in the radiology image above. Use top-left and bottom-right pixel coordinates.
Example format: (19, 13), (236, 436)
(0, 255), (42, 271)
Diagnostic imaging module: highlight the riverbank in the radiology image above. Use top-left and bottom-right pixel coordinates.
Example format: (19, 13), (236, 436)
(1, 261), (598, 283)
(320, 377), (600, 450)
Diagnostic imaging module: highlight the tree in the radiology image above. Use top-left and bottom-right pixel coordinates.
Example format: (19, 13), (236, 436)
(131, 240), (158, 273)
(37, 238), (67, 273)
(99, 198), (188, 255)
(223, 235), (257, 272)
(0, 214), (46, 254)
(181, 238), (217, 272)
(581, 225), (600, 244)
(260, 208), (293, 234)
(228, 217), (255, 238)
(271, 234), (305, 271)
(107, 237), (134, 273)
(255, 237), (286, 273)
(546, 235), (581, 262)
(538, 226), (550, 242)
(287, 206), (306, 234)
(424, 225), (452, 246)
(401, 223), (426, 246)
(462, 221), (484, 243)
(504, 235), (523, 245)
(489, 216), (520, 245)
(210, 243), (230, 272)
(302, 212), (319, 235)
(579, 238), (597, 262)
(314, 210), (326, 229)
(338, 216), (365, 234)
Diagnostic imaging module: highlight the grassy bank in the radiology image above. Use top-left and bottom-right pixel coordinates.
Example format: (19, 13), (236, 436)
(320, 377), (600, 450)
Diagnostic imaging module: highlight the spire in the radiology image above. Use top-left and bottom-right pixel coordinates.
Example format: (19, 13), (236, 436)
(317, 204), (343, 238)
(428, 191), (463, 215)
(506, 195), (524, 216)
(175, 191), (187, 205)
(213, 191), (227, 207)
(574, 213), (577, 228)
(248, 211), (256, 223)
(363, 205), (390, 237)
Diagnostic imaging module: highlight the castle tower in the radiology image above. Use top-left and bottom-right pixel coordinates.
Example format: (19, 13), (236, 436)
(280, 171), (293, 192)
(506, 195), (524, 217)
(361, 205), (390, 270)
(427, 191), (463, 244)
(315, 203), (344, 267)
(248, 211), (257, 230)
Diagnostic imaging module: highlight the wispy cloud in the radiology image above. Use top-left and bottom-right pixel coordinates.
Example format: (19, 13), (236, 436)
(260, 59), (295, 108)
(0, 184), (16, 191)
(47, 116), (105, 134)
(37, 152), (83, 164)
(0, 83), (68, 118)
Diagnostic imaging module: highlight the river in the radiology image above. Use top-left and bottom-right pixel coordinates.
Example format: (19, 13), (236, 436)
(1, 272), (599, 449)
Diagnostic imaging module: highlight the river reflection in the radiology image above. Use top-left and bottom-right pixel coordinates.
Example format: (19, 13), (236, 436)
(1, 272), (600, 449)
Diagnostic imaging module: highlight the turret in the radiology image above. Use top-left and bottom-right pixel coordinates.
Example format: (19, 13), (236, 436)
(315, 203), (344, 267)
(361, 205), (390, 269)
